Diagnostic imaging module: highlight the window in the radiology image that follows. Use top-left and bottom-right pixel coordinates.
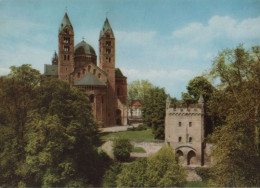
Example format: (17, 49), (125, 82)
(106, 41), (111, 46)
(178, 137), (182, 142)
(89, 95), (94, 103)
(64, 37), (70, 43)
(64, 55), (66, 60)
(106, 48), (111, 54)
(67, 55), (70, 60)
(64, 46), (69, 51)
(189, 122), (192, 127)
(179, 122), (181, 127)
(83, 69), (86, 74)
(77, 72), (80, 78)
(189, 137), (192, 143)
(106, 57), (111, 62)
(98, 73), (101, 78)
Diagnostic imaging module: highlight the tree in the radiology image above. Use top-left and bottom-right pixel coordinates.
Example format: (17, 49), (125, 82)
(102, 162), (123, 187)
(142, 87), (167, 139)
(116, 145), (186, 187)
(113, 138), (133, 162)
(207, 45), (260, 186)
(0, 65), (104, 186)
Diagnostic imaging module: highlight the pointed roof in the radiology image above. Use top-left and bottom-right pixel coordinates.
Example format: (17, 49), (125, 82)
(198, 94), (204, 103)
(59, 12), (73, 33)
(74, 73), (106, 86)
(52, 51), (58, 65)
(100, 18), (114, 38)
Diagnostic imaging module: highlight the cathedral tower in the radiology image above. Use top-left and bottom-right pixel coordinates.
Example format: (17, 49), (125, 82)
(58, 12), (74, 82)
(99, 18), (116, 125)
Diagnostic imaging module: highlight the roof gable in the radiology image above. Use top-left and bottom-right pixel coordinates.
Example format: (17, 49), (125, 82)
(74, 73), (106, 86)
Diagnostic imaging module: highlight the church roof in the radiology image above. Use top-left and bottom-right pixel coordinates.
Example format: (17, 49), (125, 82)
(115, 68), (126, 78)
(44, 64), (58, 76)
(74, 73), (106, 86)
(100, 18), (114, 38)
(74, 40), (96, 56)
(59, 12), (73, 33)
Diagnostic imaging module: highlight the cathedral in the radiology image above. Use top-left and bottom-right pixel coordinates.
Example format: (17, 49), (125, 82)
(44, 12), (128, 127)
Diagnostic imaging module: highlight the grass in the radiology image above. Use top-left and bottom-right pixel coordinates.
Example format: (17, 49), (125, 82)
(101, 128), (155, 141)
(185, 181), (208, 187)
(132, 147), (146, 153)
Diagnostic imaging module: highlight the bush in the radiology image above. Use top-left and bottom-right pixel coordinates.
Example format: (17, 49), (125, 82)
(113, 138), (133, 162)
(102, 162), (123, 187)
(195, 167), (211, 182)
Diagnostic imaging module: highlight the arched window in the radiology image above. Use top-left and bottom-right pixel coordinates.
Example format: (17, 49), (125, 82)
(189, 137), (192, 143)
(178, 137), (182, 142)
(89, 94), (94, 103)
(77, 72), (80, 78)
(176, 150), (185, 165)
(83, 69), (86, 74)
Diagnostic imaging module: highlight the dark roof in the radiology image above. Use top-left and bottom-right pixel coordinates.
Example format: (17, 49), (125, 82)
(74, 73), (106, 86)
(44, 64), (58, 76)
(74, 40), (96, 56)
(115, 68), (126, 78)
(100, 18), (114, 38)
(59, 12), (73, 33)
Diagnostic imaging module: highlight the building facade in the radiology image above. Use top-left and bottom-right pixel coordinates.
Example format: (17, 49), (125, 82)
(44, 12), (128, 127)
(165, 95), (206, 166)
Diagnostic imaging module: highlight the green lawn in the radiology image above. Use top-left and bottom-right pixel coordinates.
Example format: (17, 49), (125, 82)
(101, 128), (155, 141)
(185, 181), (208, 187)
(133, 147), (146, 153)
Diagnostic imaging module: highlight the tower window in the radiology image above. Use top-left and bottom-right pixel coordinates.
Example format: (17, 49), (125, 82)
(189, 122), (192, 127)
(106, 48), (111, 54)
(67, 55), (70, 60)
(64, 46), (69, 51)
(106, 57), (111, 62)
(106, 41), (111, 46)
(179, 122), (181, 127)
(64, 55), (66, 60)
(189, 137), (192, 143)
(64, 37), (70, 43)
(178, 137), (182, 142)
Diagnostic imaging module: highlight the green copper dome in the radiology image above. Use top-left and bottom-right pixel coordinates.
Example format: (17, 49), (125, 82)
(74, 40), (96, 56)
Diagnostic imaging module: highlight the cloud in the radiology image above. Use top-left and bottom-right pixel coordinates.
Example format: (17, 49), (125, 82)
(0, 68), (9, 75)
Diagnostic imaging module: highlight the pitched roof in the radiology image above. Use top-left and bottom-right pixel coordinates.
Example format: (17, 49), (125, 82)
(100, 18), (114, 38)
(115, 68), (126, 78)
(74, 73), (106, 86)
(44, 64), (58, 76)
(59, 12), (73, 33)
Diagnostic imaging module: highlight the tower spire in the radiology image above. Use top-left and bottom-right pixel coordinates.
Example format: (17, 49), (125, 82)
(99, 17), (114, 38)
(59, 12), (73, 33)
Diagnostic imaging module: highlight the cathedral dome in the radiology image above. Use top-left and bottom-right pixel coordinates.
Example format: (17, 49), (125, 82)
(74, 40), (96, 56)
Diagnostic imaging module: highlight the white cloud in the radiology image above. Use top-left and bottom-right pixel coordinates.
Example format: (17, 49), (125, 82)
(0, 68), (9, 75)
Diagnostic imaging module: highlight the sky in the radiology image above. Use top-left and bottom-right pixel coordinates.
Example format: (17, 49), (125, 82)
(0, 0), (260, 98)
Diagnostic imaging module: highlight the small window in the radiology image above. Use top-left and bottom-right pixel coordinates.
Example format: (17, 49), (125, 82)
(64, 37), (70, 43)
(106, 41), (111, 46)
(89, 95), (94, 103)
(77, 72), (80, 78)
(106, 57), (111, 62)
(67, 55), (70, 60)
(189, 122), (192, 127)
(83, 69), (86, 74)
(189, 137), (192, 143)
(98, 73), (101, 78)
(64, 46), (69, 51)
(179, 122), (181, 127)
(178, 137), (182, 142)
(64, 55), (66, 60)
(106, 48), (111, 54)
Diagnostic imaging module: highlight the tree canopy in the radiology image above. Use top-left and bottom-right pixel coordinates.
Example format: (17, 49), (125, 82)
(0, 65), (105, 186)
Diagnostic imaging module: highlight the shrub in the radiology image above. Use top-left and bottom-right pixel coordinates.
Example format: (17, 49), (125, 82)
(195, 167), (211, 182)
(113, 138), (133, 162)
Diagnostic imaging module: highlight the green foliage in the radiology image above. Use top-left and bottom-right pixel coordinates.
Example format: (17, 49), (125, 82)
(116, 145), (186, 187)
(185, 181), (208, 187)
(0, 65), (104, 186)
(102, 162), (122, 187)
(207, 45), (260, 187)
(113, 138), (133, 162)
(128, 80), (154, 102)
(117, 159), (148, 187)
(195, 167), (211, 182)
(142, 87), (167, 139)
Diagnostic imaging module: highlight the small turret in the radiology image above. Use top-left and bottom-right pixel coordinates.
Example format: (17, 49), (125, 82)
(166, 94), (171, 109)
(52, 51), (58, 65)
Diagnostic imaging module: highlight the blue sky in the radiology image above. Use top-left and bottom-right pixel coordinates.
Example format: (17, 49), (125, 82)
(0, 0), (260, 98)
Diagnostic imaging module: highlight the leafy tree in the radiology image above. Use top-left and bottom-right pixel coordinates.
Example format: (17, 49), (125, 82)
(113, 138), (133, 162)
(117, 159), (147, 187)
(102, 162), (123, 187)
(142, 87), (167, 139)
(116, 145), (186, 187)
(207, 45), (260, 186)
(0, 65), (104, 186)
